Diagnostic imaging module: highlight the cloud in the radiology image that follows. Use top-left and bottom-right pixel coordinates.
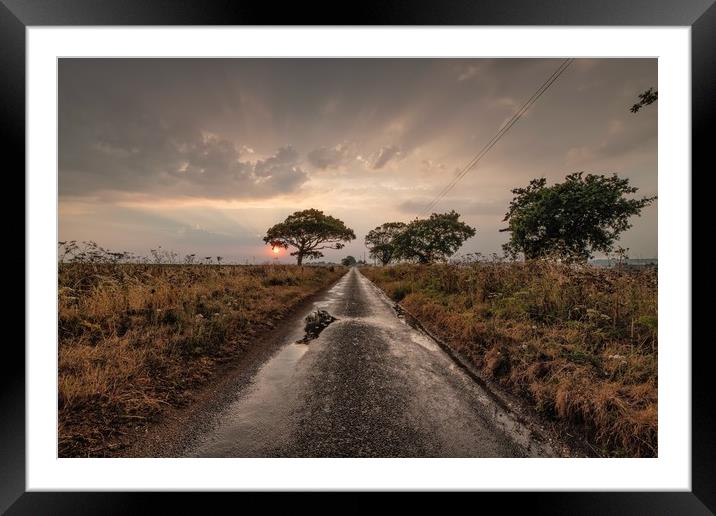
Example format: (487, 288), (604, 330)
(420, 159), (447, 174)
(60, 115), (308, 199)
(58, 58), (657, 259)
(372, 145), (404, 169)
(251, 145), (308, 193)
(175, 224), (242, 247)
(307, 142), (356, 170)
(564, 117), (657, 167)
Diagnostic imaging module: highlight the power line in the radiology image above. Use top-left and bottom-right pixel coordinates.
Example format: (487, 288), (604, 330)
(420, 58), (573, 216)
(419, 58), (574, 216)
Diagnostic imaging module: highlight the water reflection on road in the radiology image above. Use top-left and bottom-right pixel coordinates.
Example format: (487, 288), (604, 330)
(186, 268), (555, 458)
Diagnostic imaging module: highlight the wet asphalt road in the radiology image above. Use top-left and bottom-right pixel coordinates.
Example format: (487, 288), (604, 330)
(186, 268), (554, 457)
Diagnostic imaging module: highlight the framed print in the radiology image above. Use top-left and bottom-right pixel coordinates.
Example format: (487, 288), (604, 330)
(5, 0), (710, 512)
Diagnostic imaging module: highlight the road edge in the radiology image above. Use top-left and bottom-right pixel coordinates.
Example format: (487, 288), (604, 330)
(357, 267), (594, 458)
(111, 269), (350, 457)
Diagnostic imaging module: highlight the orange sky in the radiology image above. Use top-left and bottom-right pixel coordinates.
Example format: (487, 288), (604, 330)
(59, 58), (657, 263)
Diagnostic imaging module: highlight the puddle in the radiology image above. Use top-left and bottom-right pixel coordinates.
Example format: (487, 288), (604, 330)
(297, 309), (337, 343)
(186, 268), (557, 458)
(188, 340), (310, 456)
(187, 272), (352, 456)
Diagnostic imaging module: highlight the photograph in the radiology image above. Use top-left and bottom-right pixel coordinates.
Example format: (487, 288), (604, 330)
(3, 0), (707, 506)
(57, 57), (659, 459)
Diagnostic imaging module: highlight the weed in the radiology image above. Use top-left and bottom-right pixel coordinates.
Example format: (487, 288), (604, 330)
(363, 262), (657, 457)
(58, 261), (344, 456)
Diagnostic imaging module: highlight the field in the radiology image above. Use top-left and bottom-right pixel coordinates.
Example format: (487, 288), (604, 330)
(362, 261), (658, 457)
(58, 262), (345, 457)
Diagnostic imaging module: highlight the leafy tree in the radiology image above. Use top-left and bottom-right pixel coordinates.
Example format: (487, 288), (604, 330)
(264, 209), (356, 265)
(501, 172), (656, 262)
(341, 255), (357, 266)
(630, 87), (657, 113)
(394, 211), (476, 264)
(364, 222), (407, 265)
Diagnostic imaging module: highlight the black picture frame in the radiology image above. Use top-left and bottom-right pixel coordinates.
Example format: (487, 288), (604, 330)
(4, 0), (709, 513)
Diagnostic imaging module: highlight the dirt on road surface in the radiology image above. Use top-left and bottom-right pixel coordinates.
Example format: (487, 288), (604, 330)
(138, 267), (563, 457)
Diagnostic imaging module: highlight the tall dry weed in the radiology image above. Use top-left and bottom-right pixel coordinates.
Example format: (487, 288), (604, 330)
(363, 262), (657, 457)
(58, 262), (344, 456)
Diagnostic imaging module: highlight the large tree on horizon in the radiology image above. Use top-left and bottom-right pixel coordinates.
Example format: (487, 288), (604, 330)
(501, 172), (656, 262)
(264, 209), (356, 265)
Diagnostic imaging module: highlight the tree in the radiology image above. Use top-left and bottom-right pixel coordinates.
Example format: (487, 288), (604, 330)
(264, 209), (356, 265)
(394, 211), (476, 264)
(630, 87), (657, 113)
(364, 222), (407, 265)
(501, 172), (656, 262)
(341, 255), (357, 267)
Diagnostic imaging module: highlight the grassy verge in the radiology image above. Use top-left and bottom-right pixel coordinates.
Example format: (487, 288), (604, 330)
(362, 262), (657, 457)
(59, 263), (345, 457)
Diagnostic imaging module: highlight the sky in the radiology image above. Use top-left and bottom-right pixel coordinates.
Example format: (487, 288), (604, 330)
(59, 58), (657, 263)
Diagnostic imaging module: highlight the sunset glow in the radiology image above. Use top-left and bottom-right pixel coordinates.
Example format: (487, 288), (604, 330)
(59, 58), (657, 263)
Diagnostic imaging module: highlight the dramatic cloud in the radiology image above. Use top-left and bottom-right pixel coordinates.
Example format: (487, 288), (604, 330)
(250, 145), (307, 191)
(60, 112), (308, 199)
(59, 58), (657, 261)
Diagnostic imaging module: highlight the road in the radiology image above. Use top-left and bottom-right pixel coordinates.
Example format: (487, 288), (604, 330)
(184, 268), (555, 457)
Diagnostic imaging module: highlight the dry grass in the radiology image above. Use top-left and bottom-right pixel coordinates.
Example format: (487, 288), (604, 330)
(58, 263), (344, 457)
(362, 261), (657, 457)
